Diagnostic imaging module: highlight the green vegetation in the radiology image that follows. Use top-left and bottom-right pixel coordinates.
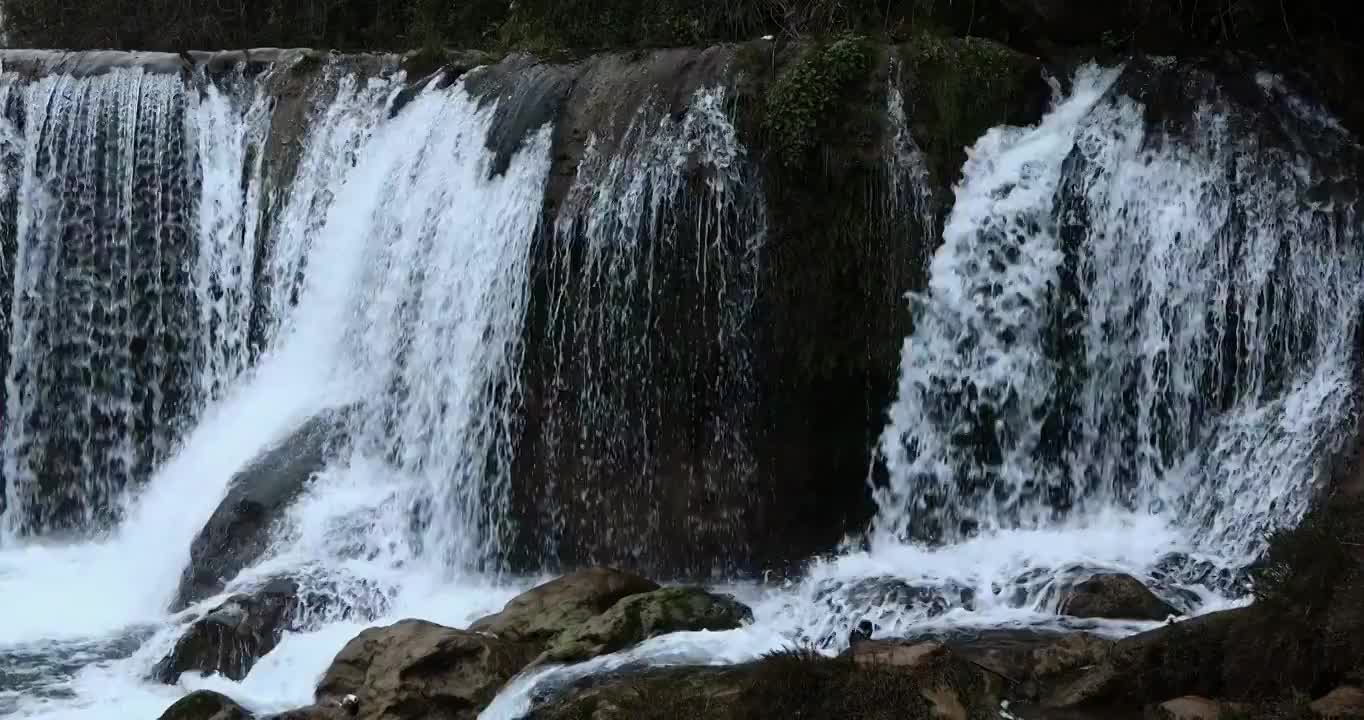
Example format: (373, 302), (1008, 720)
(899, 32), (1038, 184)
(764, 33), (872, 167)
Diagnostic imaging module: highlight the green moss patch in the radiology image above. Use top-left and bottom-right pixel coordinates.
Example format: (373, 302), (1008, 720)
(898, 33), (1043, 184)
(763, 33), (874, 168)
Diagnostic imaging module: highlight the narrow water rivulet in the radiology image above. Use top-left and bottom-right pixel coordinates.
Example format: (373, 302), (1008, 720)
(0, 51), (1359, 719)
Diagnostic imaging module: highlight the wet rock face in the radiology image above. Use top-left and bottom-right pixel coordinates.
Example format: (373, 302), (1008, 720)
(315, 619), (538, 720)
(1057, 573), (1180, 622)
(536, 587), (753, 665)
(504, 39), (1050, 579)
(157, 690), (253, 720)
(157, 573), (391, 685)
(468, 568), (660, 645)
(155, 578), (303, 684)
(173, 408), (350, 610)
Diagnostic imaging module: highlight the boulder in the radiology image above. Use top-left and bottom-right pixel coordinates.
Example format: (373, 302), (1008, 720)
(154, 578), (303, 684)
(1045, 608), (1258, 708)
(526, 666), (747, 720)
(1312, 687), (1364, 718)
(157, 691), (252, 720)
(173, 409), (350, 609)
(532, 643), (1004, 720)
(844, 640), (1006, 717)
(536, 587), (753, 665)
(468, 568), (658, 645)
(1058, 573), (1179, 622)
(1147, 696), (1224, 720)
(935, 628), (1113, 701)
(315, 619), (538, 720)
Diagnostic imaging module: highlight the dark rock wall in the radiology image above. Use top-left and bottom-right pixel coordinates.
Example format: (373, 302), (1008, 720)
(497, 39), (1047, 575)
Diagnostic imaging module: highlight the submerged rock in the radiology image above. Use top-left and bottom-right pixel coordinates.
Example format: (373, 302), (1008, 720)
(157, 690), (252, 720)
(468, 568), (659, 645)
(154, 578), (303, 684)
(1058, 573), (1179, 621)
(536, 587), (753, 665)
(316, 619), (538, 720)
(173, 408), (351, 609)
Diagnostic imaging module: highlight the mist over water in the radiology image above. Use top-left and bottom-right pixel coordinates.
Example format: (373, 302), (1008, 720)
(0, 55), (1358, 720)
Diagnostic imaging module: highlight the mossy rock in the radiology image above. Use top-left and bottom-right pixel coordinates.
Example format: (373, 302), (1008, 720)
(763, 33), (875, 168)
(897, 33), (1046, 186)
(538, 587), (753, 665)
(469, 568), (660, 646)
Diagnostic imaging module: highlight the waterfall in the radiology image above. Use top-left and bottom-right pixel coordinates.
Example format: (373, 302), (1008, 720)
(0, 48), (1361, 720)
(884, 72), (935, 242)
(315, 77), (551, 573)
(0, 67), (272, 537)
(531, 86), (766, 570)
(877, 64), (1364, 568)
(0, 57), (553, 713)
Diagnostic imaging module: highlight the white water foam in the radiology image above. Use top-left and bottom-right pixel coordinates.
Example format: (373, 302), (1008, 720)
(877, 63), (1362, 570)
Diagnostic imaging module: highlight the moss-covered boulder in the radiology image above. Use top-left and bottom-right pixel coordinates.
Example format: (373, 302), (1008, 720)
(537, 588), (753, 665)
(157, 691), (251, 720)
(315, 619), (538, 720)
(897, 33), (1047, 188)
(762, 33), (874, 168)
(468, 568), (659, 645)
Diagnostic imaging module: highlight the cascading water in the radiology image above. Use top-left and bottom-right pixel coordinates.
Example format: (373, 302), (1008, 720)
(0, 49), (1360, 720)
(877, 64), (1363, 574)
(0, 60), (551, 717)
(528, 85), (766, 571)
(884, 71), (935, 242)
(494, 65), (1364, 717)
(0, 67), (271, 536)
